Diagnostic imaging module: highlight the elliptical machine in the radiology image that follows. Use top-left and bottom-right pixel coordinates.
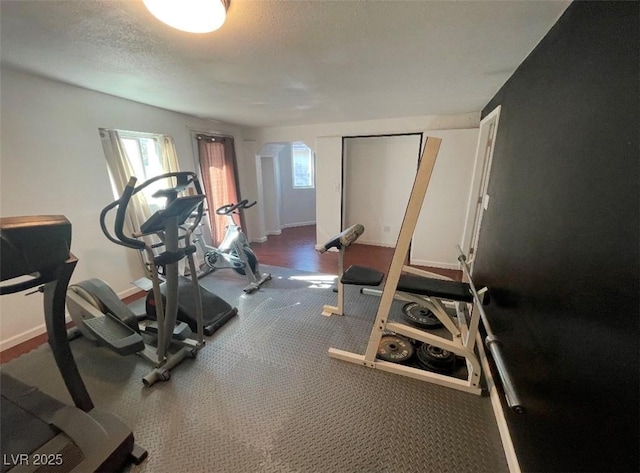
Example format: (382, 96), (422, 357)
(195, 199), (271, 294)
(67, 172), (214, 386)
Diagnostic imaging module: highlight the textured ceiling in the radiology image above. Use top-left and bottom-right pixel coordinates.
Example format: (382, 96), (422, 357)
(0, 0), (570, 128)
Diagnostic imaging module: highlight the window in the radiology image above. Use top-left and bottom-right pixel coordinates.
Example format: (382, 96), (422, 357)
(118, 131), (167, 213)
(291, 142), (314, 189)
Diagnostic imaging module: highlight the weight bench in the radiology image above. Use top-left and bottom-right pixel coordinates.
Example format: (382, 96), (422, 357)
(317, 224), (384, 317)
(330, 261), (486, 395)
(326, 137), (487, 395)
(361, 272), (487, 344)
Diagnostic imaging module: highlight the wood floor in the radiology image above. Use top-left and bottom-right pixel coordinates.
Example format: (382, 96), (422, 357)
(1, 224), (459, 363)
(251, 224), (460, 280)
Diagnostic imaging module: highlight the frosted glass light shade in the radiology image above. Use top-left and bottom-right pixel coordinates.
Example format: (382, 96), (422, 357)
(143, 0), (228, 33)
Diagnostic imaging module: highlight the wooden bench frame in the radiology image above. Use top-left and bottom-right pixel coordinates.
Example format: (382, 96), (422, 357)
(327, 137), (485, 395)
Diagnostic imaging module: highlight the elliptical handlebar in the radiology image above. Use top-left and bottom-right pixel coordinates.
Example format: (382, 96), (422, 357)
(215, 199), (257, 215)
(100, 172), (205, 250)
(115, 177), (146, 250)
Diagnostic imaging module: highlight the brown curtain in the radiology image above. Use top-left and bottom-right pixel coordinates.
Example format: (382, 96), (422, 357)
(197, 135), (240, 245)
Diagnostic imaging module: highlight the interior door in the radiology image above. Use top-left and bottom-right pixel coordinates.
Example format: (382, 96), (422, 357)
(409, 128), (480, 269)
(462, 105), (501, 268)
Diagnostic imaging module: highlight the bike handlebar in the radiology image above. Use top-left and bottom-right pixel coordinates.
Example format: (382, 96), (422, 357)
(215, 199), (257, 215)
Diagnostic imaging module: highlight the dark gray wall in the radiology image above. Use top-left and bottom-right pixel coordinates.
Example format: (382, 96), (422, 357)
(476, 2), (639, 472)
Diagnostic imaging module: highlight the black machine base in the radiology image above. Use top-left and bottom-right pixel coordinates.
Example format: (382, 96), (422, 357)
(147, 276), (238, 336)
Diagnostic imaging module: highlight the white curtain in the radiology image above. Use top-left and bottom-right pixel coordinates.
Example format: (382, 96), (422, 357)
(161, 135), (181, 174)
(99, 129), (182, 276)
(100, 129), (153, 240)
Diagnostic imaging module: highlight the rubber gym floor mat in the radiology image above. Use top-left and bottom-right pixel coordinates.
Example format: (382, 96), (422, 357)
(1, 265), (509, 473)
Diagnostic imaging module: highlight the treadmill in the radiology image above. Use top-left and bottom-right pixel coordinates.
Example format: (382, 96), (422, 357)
(0, 215), (146, 472)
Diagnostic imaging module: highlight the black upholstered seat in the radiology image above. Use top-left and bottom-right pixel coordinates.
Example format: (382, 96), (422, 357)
(397, 274), (473, 303)
(341, 265), (384, 286)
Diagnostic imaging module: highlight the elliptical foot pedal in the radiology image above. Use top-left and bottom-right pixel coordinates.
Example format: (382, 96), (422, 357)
(83, 315), (145, 356)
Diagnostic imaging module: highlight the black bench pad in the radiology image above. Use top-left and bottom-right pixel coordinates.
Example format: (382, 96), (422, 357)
(397, 274), (473, 303)
(342, 265), (384, 286)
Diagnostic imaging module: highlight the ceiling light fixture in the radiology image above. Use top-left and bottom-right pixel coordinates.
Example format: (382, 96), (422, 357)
(143, 0), (230, 34)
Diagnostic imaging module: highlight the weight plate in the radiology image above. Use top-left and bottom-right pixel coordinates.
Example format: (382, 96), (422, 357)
(402, 302), (443, 329)
(377, 334), (414, 363)
(416, 343), (457, 373)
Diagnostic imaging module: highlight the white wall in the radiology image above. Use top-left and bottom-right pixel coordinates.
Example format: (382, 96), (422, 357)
(261, 156), (280, 235)
(277, 144), (316, 228)
(0, 68), (481, 349)
(344, 135), (421, 246)
(0, 67), (243, 350)
(240, 112), (480, 247)
(314, 136), (343, 246)
(410, 128), (480, 268)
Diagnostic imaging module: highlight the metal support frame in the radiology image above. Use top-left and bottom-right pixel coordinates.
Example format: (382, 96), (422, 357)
(322, 246), (345, 316)
(327, 137), (484, 395)
(457, 246), (524, 413)
(236, 244), (272, 294)
(43, 254), (94, 411)
(140, 215), (205, 387)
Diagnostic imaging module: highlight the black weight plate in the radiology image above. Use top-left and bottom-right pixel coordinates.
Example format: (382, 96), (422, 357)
(416, 343), (456, 373)
(402, 302), (443, 329)
(377, 334), (414, 363)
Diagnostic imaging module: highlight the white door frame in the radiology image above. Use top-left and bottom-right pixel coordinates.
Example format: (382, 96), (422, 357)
(255, 153), (282, 242)
(460, 105), (502, 266)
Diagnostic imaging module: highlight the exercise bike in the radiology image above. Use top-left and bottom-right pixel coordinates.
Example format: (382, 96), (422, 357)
(195, 199), (271, 294)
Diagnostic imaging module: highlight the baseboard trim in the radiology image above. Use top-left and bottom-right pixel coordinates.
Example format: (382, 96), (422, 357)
(120, 285), (143, 299)
(1, 322), (50, 353)
(476, 332), (521, 473)
(266, 230), (282, 236)
(356, 239), (396, 248)
(280, 221), (316, 229)
(0, 285), (142, 353)
(251, 236), (268, 243)
(409, 258), (460, 270)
